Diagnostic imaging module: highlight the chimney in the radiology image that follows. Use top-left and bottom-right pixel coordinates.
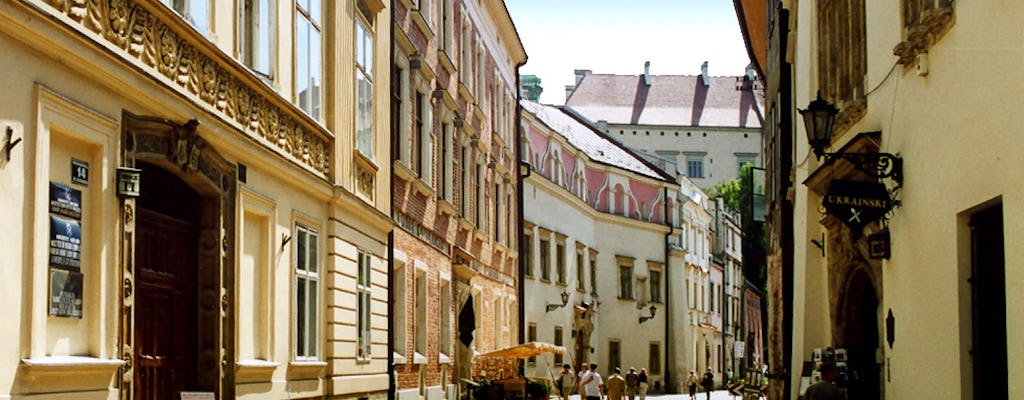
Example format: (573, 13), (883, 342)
(643, 61), (651, 86)
(565, 85), (576, 102)
(574, 69), (591, 86)
(700, 61), (710, 86)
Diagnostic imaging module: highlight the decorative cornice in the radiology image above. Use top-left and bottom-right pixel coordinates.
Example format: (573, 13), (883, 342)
(893, 5), (954, 65)
(32, 0), (332, 177)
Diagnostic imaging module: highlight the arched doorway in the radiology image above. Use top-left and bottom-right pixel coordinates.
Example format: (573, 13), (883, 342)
(839, 269), (881, 400)
(134, 162), (203, 399)
(119, 113), (237, 400)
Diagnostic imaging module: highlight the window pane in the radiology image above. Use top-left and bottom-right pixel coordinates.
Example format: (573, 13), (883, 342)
(189, 0), (210, 35)
(309, 0), (321, 24)
(296, 276), (306, 356)
(308, 232), (318, 273)
(296, 229), (307, 271)
(309, 279), (318, 355)
(310, 27), (322, 120)
(257, 0), (272, 73)
(296, 19), (310, 113)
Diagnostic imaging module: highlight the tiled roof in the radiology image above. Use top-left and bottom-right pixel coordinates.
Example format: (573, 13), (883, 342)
(521, 100), (674, 182)
(565, 73), (764, 128)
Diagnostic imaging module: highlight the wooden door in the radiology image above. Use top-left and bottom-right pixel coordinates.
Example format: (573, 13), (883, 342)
(134, 208), (199, 400)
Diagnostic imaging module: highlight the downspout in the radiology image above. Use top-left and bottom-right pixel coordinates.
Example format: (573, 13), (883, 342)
(515, 58), (528, 377)
(387, 1), (396, 398)
(662, 186), (673, 392)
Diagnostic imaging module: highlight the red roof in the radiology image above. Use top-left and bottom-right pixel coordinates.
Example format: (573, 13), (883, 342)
(565, 73), (764, 129)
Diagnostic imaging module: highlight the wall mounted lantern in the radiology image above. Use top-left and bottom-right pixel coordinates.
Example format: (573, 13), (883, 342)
(800, 92), (903, 185)
(546, 290), (570, 312)
(639, 304), (657, 324)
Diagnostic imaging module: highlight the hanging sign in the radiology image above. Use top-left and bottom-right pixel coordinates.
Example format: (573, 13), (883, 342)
(49, 182), (82, 219)
(49, 215), (81, 269)
(822, 180), (893, 231)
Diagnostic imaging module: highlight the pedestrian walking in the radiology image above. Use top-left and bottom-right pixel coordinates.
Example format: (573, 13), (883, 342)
(625, 367), (638, 400)
(685, 370), (699, 398)
(637, 368), (649, 400)
(605, 367), (627, 400)
(582, 363), (604, 400)
(701, 367), (715, 400)
(557, 363), (574, 399)
(578, 363), (590, 398)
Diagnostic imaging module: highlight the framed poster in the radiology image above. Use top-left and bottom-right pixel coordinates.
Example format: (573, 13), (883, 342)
(49, 268), (83, 318)
(49, 182), (82, 219)
(49, 215), (81, 269)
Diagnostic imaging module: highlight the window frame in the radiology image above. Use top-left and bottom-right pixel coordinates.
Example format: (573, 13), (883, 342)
(293, 224), (320, 360)
(355, 9), (375, 158)
(356, 251), (373, 360)
(294, 0), (323, 121)
(618, 263), (634, 300)
(238, 0), (275, 78)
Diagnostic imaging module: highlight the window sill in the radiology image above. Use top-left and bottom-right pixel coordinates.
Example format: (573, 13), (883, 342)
(410, 176), (435, 197)
(413, 352), (428, 365)
(236, 359), (280, 383)
(393, 352), (408, 365)
(438, 198), (457, 216)
(18, 356), (125, 394)
(287, 360), (327, 380)
(439, 353), (452, 364)
(438, 50), (456, 77)
(524, 274), (535, 280)
(458, 82), (474, 104)
(458, 217), (475, 232)
(618, 296), (636, 302)
(394, 160), (418, 181)
(410, 10), (436, 42)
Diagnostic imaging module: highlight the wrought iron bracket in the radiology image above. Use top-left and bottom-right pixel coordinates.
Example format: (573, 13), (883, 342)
(821, 152), (903, 185)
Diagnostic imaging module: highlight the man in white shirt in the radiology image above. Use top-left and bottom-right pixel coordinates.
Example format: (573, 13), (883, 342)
(583, 362), (604, 400)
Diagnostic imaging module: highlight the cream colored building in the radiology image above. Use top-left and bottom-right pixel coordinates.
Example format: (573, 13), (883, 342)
(520, 100), (682, 392)
(738, 0), (1024, 398)
(678, 180), (714, 387)
(0, 0), (391, 399)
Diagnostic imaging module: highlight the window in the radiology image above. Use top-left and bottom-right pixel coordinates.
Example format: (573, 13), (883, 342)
(415, 269), (427, 356)
(649, 343), (661, 375)
(394, 260), (407, 357)
(475, 163), (484, 227)
(391, 60), (404, 162)
(460, 146), (471, 214)
(556, 242), (566, 285)
(412, 92), (424, 174)
(590, 256), (597, 295)
(162, 0), (209, 34)
(524, 233), (534, 277)
(239, 0), (274, 77)
(576, 250), (585, 292)
(294, 225), (319, 359)
(527, 323), (537, 364)
(460, 17), (472, 87)
(441, 120), (453, 200)
(687, 157), (704, 178)
(553, 326), (564, 365)
(619, 264), (633, 299)
(539, 237), (551, 281)
(357, 252), (372, 359)
(609, 340), (621, 372)
(495, 183), (503, 242)
(437, 0), (454, 53)
(355, 10), (375, 157)
(295, 0), (322, 120)
(818, 0), (866, 106)
(650, 269), (662, 303)
(440, 280), (451, 357)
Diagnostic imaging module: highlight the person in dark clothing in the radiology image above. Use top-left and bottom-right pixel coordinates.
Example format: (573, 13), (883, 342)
(701, 367), (715, 400)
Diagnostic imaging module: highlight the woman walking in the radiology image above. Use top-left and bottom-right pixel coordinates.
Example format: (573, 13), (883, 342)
(637, 368), (649, 400)
(685, 370), (699, 398)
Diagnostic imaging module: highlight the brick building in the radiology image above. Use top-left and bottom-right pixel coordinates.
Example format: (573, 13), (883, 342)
(390, 0), (526, 398)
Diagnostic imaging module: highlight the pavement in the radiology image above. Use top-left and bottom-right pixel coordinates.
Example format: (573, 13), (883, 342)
(559, 391), (757, 400)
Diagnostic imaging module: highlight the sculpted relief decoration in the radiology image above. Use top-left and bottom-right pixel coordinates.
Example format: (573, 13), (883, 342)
(37, 0), (332, 176)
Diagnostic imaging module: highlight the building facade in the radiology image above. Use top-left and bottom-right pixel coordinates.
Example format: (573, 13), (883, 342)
(679, 181), (715, 386)
(563, 64), (764, 189)
(520, 100), (681, 392)
(0, 0), (393, 399)
(711, 197), (744, 380)
(390, 0), (526, 398)
(737, 0), (1024, 398)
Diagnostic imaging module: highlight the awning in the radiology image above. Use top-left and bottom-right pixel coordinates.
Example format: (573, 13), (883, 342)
(477, 342), (566, 359)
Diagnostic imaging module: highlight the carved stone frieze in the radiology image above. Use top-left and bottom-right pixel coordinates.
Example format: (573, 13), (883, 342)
(37, 0), (332, 176)
(893, 5), (954, 66)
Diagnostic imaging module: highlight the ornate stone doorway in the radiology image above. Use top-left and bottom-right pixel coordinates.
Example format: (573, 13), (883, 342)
(119, 113), (236, 400)
(837, 268), (881, 400)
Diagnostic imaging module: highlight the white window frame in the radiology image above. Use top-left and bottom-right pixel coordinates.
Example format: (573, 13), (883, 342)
(295, 0), (323, 120)
(239, 0), (275, 78)
(355, 11), (375, 157)
(294, 224), (320, 360)
(357, 251), (373, 360)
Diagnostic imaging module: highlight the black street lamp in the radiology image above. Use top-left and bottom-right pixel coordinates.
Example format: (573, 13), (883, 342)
(799, 92), (903, 185)
(639, 304), (657, 324)
(546, 290), (570, 312)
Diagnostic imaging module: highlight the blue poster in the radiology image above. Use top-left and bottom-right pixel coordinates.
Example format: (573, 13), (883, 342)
(49, 215), (81, 269)
(49, 182), (82, 219)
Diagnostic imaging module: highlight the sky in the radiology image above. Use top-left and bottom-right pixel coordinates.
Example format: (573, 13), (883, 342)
(505, 0), (753, 105)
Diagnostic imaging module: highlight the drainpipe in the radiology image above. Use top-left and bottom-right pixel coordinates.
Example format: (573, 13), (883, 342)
(515, 58), (528, 376)
(387, 1), (396, 398)
(662, 186), (673, 392)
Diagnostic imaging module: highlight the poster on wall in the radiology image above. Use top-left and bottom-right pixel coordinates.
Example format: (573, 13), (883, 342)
(49, 182), (82, 219)
(49, 267), (83, 318)
(49, 215), (81, 269)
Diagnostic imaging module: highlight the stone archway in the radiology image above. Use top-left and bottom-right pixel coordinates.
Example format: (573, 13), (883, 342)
(836, 268), (881, 400)
(118, 112), (236, 400)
